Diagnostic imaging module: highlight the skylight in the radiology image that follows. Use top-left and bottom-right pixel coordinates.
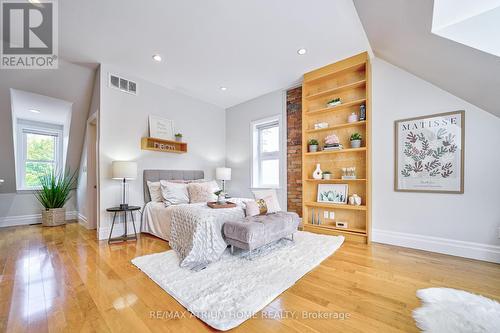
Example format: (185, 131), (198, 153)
(432, 0), (500, 57)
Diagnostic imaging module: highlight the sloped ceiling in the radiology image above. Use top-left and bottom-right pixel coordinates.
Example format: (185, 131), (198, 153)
(354, 0), (500, 117)
(59, 0), (370, 108)
(0, 61), (95, 193)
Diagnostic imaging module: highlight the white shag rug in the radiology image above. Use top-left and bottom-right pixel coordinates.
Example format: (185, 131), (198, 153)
(413, 288), (500, 333)
(132, 231), (344, 331)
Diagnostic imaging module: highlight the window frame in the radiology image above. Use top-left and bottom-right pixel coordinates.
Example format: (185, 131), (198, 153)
(16, 120), (63, 191)
(251, 115), (281, 189)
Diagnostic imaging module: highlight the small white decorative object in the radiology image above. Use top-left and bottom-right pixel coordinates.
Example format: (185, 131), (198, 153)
(341, 167), (357, 180)
(217, 192), (227, 204)
(347, 112), (359, 123)
(348, 194), (362, 206)
(314, 122), (329, 130)
(312, 164), (323, 180)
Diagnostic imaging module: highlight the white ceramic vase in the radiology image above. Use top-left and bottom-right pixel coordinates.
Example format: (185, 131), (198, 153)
(313, 164), (323, 180)
(349, 194), (362, 206)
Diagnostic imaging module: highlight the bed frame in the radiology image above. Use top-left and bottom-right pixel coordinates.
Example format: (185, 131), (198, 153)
(143, 169), (204, 203)
(141, 170), (204, 232)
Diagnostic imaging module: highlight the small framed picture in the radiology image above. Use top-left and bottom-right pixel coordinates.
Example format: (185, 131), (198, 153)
(149, 115), (174, 140)
(317, 184), (348, 204)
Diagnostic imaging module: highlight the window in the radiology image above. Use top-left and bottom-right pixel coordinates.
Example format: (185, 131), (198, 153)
(16, 120), (63, 190)
(252, 116), (281, 188)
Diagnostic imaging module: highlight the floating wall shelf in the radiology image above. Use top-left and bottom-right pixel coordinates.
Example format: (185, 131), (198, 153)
(141, 137), (187, 154)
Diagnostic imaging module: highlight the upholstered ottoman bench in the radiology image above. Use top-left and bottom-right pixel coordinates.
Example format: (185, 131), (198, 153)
(223, 211), (301, 253)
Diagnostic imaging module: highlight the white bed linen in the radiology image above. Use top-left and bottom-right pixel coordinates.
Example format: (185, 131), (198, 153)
(142, 201), (175, 241)
(141, 199), (252, 270)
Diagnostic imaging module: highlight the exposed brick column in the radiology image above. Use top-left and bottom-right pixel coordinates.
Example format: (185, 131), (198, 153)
(286, 86), (302, 217)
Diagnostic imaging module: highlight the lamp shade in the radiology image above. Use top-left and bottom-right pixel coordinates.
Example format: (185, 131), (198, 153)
(112, 161), (137, 180)
(216, 167), (231, 181)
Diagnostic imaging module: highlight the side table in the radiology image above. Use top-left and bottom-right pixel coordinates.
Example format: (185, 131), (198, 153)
(106, 206), (141, 243)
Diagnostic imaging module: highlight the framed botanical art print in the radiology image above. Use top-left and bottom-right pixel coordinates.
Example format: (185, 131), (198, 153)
(317, 184), (348, 204)
(395, 110), (465, 193)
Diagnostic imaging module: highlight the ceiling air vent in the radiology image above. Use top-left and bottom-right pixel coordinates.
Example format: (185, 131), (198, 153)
(109, 74), (138, 95)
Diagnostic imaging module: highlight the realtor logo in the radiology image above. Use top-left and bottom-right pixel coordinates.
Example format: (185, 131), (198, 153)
(1, 0), (58, 69)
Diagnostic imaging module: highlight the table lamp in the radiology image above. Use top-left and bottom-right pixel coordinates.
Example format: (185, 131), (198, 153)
(216, 167), (231, 193)
(112, 161), (137, 209)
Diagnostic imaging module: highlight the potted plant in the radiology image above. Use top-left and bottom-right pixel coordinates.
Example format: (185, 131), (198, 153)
(34, 170), (77, 227)
(322, 171), (332, 180)
(350, 132), (363, 148)
(214, 189), (227, 204)
(308, 139), (319, 152)
(174, 133), (183, 142)
(327, 97), (342, 107)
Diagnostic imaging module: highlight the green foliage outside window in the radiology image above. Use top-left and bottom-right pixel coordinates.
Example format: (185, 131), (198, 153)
(25, 133), (56, 187)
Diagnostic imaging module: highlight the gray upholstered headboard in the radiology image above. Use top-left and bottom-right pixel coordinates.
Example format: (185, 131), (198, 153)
(143, 169), (204, 203)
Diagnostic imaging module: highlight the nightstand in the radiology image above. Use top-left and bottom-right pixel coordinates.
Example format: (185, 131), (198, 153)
(106, 206), (141, 243)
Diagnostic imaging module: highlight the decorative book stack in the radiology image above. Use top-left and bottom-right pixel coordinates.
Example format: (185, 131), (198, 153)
(323, 143), (343, 151)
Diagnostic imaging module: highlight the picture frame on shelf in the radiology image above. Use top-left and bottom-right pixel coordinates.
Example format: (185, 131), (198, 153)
(394, 110), (465, 193)
(317, 184), (348, 204)
(149, 115), (174, 140)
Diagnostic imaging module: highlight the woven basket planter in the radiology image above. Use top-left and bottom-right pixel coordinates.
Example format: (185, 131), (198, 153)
(42, 208), (66, 227)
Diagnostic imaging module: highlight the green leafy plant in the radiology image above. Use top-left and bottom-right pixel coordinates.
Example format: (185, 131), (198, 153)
(174, 133), (183, 138)
(308, 139), (319, 145)
(214, 189), (224, 196)
(322, 171), (332, 175)
(34, 170), (77, 210)
(350, 133), (362, 141)
(327, 97), (341, 104)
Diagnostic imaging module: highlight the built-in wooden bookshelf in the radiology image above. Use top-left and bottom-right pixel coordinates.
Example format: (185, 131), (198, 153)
(301, 52), (371, 243)
(141, 137), (187, 154)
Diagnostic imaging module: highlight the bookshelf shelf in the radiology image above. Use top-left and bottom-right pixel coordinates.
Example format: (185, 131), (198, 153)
(305, 147), (366, 156)
(304, 202), (367, 211)
(307, 98), (366, 115)
(305, 178), (367, 183)
(305, 79), (366, 100)
(306, 120), (366, 133)
(306, 224), (366, 235)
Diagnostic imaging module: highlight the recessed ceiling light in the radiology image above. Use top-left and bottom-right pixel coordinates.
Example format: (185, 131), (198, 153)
(29, 109), (41, 114)
(297, 48), (307, 55)
(220, 87), (227, 91)
(152, 54), (162, 62)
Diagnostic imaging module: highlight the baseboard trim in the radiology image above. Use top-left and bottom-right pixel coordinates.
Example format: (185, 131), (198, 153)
(372, 228), (500, 264)
(0, 211), (78, 228)
(78, 213), (89, 228)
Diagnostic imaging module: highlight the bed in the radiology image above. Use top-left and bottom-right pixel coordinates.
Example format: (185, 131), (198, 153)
(141, 169), (248, 270)
(141, 170), (204, 241)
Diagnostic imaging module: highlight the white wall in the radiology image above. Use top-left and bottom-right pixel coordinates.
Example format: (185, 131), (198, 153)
(371, 58), (500, 262)
(77, 66), (101, 224)
(0, 193), (77, 227)
(225, 90), (287, 209)
(98, 65), (226, 239)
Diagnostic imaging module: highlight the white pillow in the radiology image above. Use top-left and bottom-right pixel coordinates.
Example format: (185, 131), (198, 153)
(252, 189), (281, 213)
(160, 180), (189, 206)
(147, 181), (163, 202)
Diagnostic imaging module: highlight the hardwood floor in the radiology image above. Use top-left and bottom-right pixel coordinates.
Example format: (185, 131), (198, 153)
(1, 222), (499, 332)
